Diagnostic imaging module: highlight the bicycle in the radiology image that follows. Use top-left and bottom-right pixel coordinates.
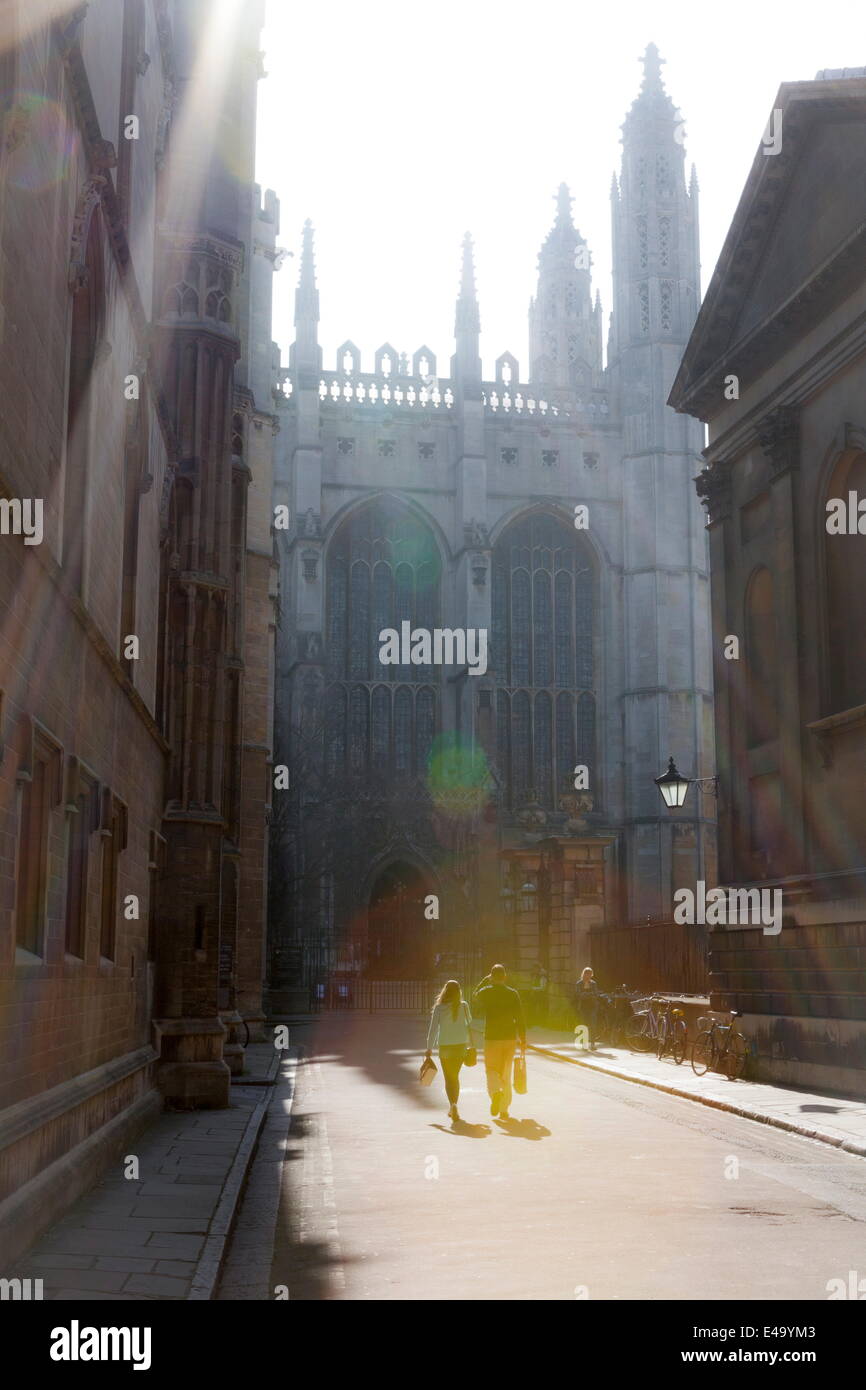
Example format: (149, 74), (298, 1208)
(691, 1011), (747, 1080)
(626, 995), (665, 1052)
(590, 992), (617, 1046)
(655, 1000), (687, 1065)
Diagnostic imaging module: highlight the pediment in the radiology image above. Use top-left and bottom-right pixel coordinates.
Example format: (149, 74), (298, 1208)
(731, 119), (866, 346)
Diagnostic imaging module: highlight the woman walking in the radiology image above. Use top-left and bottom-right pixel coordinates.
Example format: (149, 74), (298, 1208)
(425, 980), (473, 1122)
(575, 965), (600, 1049)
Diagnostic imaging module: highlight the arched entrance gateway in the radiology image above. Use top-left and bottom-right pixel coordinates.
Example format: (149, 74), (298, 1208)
(366, 862), (434, 980)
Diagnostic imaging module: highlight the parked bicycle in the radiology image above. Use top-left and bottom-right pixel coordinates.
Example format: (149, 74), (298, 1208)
(691, 1011), (747, 1080)
(655, 1000), (687, 1065)
(588, 986), (639, 1047)
(626, 995), (665, 1052)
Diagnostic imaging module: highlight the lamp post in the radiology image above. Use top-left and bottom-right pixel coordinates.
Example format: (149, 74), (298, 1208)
(654, 756), (718, 809)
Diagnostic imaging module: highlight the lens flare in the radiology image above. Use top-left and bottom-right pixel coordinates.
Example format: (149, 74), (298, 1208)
(3, 94), (75, 192)
(427, 733), (490, 818)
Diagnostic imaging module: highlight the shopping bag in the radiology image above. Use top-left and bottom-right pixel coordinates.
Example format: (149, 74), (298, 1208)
(419, 1056), (438, 1086)
(463, 1047), (477, 1068)
(513, 1049), (527, 1094)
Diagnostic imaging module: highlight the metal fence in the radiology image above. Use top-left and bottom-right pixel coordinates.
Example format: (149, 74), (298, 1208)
(313, 979), (440, 1013)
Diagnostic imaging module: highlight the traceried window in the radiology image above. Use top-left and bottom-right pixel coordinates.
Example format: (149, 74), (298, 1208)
(325, 499), (440, 782)
(658, 216), (671, 268)
(638, 282), (649, 335)
(635, 156), (647, 204)
(656, 153), (673, 200)
(491, 513), (596, 810)
(660, 281), (673, 332)
(637, 216), (648, 269)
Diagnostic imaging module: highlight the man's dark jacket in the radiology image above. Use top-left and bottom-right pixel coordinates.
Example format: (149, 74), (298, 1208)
(472, 980), (526, 1043)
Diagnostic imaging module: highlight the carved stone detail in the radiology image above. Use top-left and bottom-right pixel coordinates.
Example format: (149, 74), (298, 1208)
(68, 175), (107, 291)
(694, 457), (733, 525)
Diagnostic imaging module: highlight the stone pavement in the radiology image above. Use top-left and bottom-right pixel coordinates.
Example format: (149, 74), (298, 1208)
(527, 1026), (866, 1156)
(6, 1043), (281, 1300)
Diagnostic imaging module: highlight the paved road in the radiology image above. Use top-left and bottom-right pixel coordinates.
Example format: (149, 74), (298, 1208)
(255, 1015), (866, 1301)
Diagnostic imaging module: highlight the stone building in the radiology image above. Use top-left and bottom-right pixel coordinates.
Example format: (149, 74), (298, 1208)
(270, 46), (714, 1003)
(670, 69), (866, 1092)
(0, 0), (279, 1264)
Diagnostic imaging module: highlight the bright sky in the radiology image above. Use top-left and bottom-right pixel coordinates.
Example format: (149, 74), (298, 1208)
(255, 0), (861, 381)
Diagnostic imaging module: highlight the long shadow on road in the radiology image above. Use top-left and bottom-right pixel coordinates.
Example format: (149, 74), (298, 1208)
(299, 1013), (461, 1110)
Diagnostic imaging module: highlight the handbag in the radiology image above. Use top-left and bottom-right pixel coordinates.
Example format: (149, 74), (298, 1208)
(513, 1048), (527, 1095)
(419, 1055), (438, 1086)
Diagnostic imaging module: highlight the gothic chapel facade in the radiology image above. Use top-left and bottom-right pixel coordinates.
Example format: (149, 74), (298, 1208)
(271, 47), (714, 998)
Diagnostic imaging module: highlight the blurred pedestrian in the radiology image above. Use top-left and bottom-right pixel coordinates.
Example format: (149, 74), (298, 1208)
(575, 965), (600, 1048)
(472, 964), (526, 1120)
(425, 980), (473, 1122)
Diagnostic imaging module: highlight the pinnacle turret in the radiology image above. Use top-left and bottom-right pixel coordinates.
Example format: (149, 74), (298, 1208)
(641, 41), (665, 92)
(295, 218), (318, 324)
(455, 232), (481, 337)
(290, 218), (321, 371)
(453, 232), (481, 387)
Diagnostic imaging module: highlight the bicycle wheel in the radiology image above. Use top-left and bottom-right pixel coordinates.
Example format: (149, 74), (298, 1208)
(671, 1019), (687, 1066)
(627, 1013), (649, 1052)
(656, 1018), (668, 1059)
(724, 1030), (747, 1080)
(691, 1029), (715, 1076)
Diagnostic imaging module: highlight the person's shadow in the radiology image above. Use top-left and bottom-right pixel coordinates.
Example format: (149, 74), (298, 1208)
(494, 1116), (551, 1140)
(430, 1121), (492, 1138)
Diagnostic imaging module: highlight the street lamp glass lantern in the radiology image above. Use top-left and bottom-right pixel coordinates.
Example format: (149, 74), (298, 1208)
(655, 756), (690, 809)
(519, 880), (538, 912)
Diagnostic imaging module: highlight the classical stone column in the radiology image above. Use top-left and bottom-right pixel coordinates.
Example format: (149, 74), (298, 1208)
(695, 456), (737, 879)
(758, 405), (806, 874)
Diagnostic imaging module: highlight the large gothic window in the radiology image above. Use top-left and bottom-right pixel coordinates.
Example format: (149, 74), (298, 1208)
(326, 499), (440, 781)
(492, 512), (596, 810)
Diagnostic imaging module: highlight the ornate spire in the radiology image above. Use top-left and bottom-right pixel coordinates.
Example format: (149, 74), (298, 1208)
(623, 42), (676, 129)
(455, 232), (480, 337)
(555, 182), (574, 229)
(538, 184), (587, 271)
(641, 42), (665, 92)
(294, 218), (319, 325)
(291, 218), (321, 372)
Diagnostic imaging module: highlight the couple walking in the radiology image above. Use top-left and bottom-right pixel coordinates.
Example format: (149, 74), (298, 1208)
(424, 964), (526, 1122)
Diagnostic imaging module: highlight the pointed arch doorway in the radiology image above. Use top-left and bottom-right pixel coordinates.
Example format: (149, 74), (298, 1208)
(366, 862), (434, 980)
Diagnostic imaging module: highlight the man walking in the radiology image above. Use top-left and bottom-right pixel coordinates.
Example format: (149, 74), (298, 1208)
(472, 964), (526, 1120)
